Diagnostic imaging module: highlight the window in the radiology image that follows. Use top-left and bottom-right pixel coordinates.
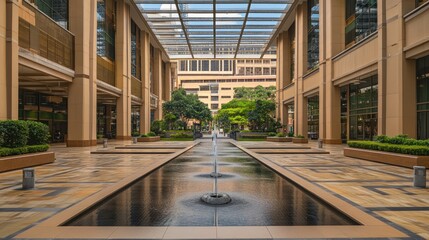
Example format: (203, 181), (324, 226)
(348, 75), (378, 141)
(417, 55), (429, 139)
(246, 60), (253, 64)
(221, 96), (231, 98)
(34, 0), (68, 29)
(97, 0), (115, 60)
(263, 68), (270, 75)
(223, 60), (230, 71)
(246, 67), (253, 75)
(307, 0), (319, 70)
(221, 87), (231, 90)
(263, 59), (271, 64)
(271, 67), (277, 75)
(191, 60), (198, 71)
(254, 60), (262, 64)
(201, 60), (209, 71)
(345, 0), (377, 47)
(237, 60), (245, 64)
(211, 60), (219, 71)
(211, 96), (219, 101)
(180, 60), (188, 71)
(211, 104), (219, 109)
(198, 96), (208, 99)
(200, 85), (210, 91)
(255, 67), (262, 75)
(307, 95), (319, 140)
(238, 67), (245, 75)
(131, 21), (141, 79)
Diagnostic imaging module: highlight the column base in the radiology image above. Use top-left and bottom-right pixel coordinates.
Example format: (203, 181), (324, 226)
(116, 136), (131, 140)
(323, 139), (343, 144)
(66, 140), (97, 147)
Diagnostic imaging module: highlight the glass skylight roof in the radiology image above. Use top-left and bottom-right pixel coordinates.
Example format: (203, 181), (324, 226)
(134, 0), (293, 59)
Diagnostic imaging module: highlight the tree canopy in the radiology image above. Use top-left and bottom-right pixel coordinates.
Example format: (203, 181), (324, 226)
(233, 85), (276, 101)
(163, 89), (212, 129)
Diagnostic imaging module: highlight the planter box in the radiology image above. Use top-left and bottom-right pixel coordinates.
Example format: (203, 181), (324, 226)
(96, 138), (107, 144)
(292, 138), (308, 143)
(266, 137), (293, 142)
(137, 136), (160, 142)
(0, 152), (55, 173)
(344, 147), (429, 168)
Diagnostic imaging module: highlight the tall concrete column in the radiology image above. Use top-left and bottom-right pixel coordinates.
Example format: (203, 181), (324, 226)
(4, 0), (20, 120)
(276, 32), (290, 125)
(153, 49), (163, 120)
(294, 3), (307, 136)
(0, 0), (7, 119)
(318, 0), (344, 144)
(140, 32), (151, 133)
(164, 62), (172, 101)
(383, 0), (416, 137)
(377, 0), (387, 136)
(276, 33), (283, 122)
(67, 0), (97, 147)
(115, 0), (132, 140)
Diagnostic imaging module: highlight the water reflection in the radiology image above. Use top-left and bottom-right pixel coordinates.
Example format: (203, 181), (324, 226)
(67, 142), (357, 226)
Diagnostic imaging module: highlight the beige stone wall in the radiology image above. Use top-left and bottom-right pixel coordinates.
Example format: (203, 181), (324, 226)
(0, 0), (6, 120)
(277, 0), (429, 142)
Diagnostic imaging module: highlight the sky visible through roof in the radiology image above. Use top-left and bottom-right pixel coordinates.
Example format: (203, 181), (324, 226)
(135, 0), (292, 59)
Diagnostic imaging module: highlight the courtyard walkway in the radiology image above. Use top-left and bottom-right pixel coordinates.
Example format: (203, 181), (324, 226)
(0, 139), (428, 239)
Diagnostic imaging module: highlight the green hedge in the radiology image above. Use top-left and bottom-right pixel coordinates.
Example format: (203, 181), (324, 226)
(170, 132), (193, 138)
(0, 144), (49, 157)
(375, 135), (429, 147)
(26, 121), (50, 145)
(0, 120), (29, 148)
(348, 141), (429, 156)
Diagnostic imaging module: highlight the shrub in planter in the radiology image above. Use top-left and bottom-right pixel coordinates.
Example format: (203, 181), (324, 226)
(171, 132), (193, 138)
(140, 134), (148, 137)
(267, 132), (276, 137)
(131, 132), (140, 137)
(287, 132), (294, 137)
(26, 121), (50, 145)
(0, 120), (29, 148)
(295, 135), (305, 139)
(276, 132), (286, 137)
(0, 144), (49, 157)
(348, 141), (429, 156)
(147, 132), (157, 137)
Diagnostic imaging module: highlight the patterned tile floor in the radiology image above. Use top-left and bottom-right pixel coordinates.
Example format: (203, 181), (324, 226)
(0, 139), (428, 239)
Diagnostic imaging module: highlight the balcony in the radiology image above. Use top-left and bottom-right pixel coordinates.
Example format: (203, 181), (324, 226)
(150, 93), (158, 109)
(19, 1), (74, 70)
(131, 77), (142, 98)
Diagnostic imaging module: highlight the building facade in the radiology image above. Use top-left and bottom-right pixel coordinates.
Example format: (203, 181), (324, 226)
(177, 58), (277, 115)
(0, 0), (175, 146)
(276, 0), (429, 142)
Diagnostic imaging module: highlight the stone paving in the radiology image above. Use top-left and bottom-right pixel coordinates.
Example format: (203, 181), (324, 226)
(0, 138), (428, 239)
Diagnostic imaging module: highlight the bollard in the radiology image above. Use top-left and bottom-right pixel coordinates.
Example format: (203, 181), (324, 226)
(22, 168), (35, 189)
(413, 166), (426, 188)
(103, 139), (108, 148)
(318, 139), (323, 148)
(133, 137), (137, 144)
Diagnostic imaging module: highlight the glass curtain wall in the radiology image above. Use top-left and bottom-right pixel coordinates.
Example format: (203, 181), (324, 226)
(287, 104), (294, 135)
(416, 0), (429, 7)
(340, 87), (348, 143)
(345, 0), (377, 47)
(417, 55), (429, 139)
(131, 106), (140, 135)
(131, 20), (141, 80)
(19, 90), (68, 143)
(307, 0), (319, 71)
(33, 0), (68, 29)
(97, 104), (116, 139)
(348, 75), (378, 140)
(307, 96), (319, 139)
(97, 0), (115, 60)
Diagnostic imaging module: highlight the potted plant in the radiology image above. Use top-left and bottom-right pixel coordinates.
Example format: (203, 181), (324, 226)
(131, 132), (140, 144)
(96, 134), (105, 144)
(292, 135), (308, 143)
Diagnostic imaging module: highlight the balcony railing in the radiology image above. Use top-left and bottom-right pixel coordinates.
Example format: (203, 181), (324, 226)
(19, 1), (74, 69)
(97, 56), (115, 86)
(131, 77), (142, 98)
(150, 93), (158, 109)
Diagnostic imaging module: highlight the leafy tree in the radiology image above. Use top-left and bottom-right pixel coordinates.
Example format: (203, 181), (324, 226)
(247, 100), (276, 131)
(163, 89), (212, 130)
(234, 85), (276, 101)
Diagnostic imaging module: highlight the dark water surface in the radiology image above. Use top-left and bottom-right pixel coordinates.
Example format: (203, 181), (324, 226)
(66, 141), (358, 226)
